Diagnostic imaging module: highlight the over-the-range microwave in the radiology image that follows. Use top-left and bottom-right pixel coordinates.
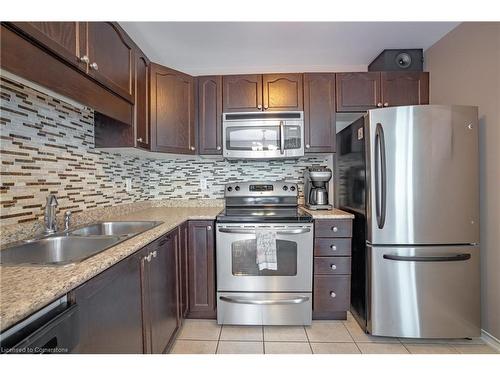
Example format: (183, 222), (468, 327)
(222, 111), (304, 160)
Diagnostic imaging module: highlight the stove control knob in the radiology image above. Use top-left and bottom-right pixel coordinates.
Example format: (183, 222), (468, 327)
(227, 186), (233, 192)
(283, 185), (288, 191)
(235, 186), (240, 191)
(290, 186), (296, 191)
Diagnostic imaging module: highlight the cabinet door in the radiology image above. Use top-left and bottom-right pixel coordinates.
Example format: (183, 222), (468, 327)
(86, 22), (134, 103)
(263, 73), (303, 111)
(188, 221), (216, 319)
(178, 223), (190, 319)
(147, 232), (179, 354)
(381, 72), (429, 107)
(222, 74), (263, 112)
(198, 76), (222, 154)
(9, 22), (86, 71)
(336, 72), (381, 112)
(150, 63), (196, 154)
(303, 73), (336, 153)
(72, 254), (144, 354)
(135, 50), (150, 149)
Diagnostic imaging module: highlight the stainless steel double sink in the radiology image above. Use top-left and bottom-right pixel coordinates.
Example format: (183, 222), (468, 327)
(0, 221), (163, 266)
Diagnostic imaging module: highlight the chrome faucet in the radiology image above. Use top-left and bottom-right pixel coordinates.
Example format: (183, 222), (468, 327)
(44, 194), (59, 234)
(64, 210), (72, 231)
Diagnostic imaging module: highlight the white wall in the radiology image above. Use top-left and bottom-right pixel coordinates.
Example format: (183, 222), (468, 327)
(425, 22), (500, 340)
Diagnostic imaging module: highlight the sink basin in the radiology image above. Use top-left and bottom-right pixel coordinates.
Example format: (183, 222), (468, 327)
(68, 221), (162, 237)
(0, 235), (123, 265)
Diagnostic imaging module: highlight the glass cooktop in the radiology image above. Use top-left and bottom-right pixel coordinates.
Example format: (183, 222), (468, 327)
(216, 207), (313, 223)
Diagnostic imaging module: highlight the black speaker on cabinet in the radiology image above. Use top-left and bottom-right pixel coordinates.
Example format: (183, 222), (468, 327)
(368, 49), (424, 72)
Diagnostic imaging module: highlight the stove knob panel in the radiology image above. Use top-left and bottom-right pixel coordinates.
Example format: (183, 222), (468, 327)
(235, 186), (240, 191)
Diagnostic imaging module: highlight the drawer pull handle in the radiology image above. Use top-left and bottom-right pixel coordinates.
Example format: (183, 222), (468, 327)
(330, 264), (337, 270)
(330, 291), (336, 298)
(330, 245), (337, 251)
(331, 226), (338, 232)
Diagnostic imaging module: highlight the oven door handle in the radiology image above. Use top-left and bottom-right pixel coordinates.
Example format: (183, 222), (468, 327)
(219, 295), (309, 305)
(279, 120), (285, 155)
(217, 228), (311, 235)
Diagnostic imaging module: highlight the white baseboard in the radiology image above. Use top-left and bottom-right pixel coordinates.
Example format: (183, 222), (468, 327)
(481, 329), (500, 352)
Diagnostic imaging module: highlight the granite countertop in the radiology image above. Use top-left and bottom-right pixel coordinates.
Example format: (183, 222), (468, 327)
(300, 206), (355, 219)
(0, 205), (223, 332)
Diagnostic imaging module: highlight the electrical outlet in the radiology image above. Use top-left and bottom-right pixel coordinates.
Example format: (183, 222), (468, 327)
(200, 178), (208, 190)
(125, 178), (132, 193)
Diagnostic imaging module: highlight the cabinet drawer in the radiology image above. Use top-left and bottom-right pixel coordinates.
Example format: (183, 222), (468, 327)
(315, 219), (352, 238)
(314, 238), (351, 256)
(313, 275), (350, 312)
(314, 257), (351, 275)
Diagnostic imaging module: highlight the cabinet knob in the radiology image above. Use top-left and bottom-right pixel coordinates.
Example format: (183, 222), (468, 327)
(190, 146), (195, 151)
(383, 102), (389, 107)
(79, 55), (89, 64)
(330, 264), (337, 270)
(377, 103), (383, 108)
(305, 144), (311, 149)
(137, 137), (143, 143)
(146, 254), (152, 262)
(152, 250), (157, 258)
(216, 146), (221, 151)
(264, 105), (269, 110)
(207, 225), (212, 231)
(331, 226), (338, 233)
(90, 62), (99, 71)
(330, 245), (337, 251)
(257, 104), (262, 110)
(330, 291), (336, 298)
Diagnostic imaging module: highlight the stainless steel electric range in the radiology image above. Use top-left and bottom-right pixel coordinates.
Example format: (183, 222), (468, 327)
(216, 181), (314, 325)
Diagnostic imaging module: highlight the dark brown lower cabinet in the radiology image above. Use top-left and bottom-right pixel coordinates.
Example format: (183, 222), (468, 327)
(313, 218), (353, 320)
(71, 252), (144, 354)
(178, 222), (189, 319)
(187, 220), (216, 319)
(141, 231), (179, 354)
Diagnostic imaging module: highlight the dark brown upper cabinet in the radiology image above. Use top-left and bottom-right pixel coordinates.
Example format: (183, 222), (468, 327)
(198, 76), (223, 155)
(303, 73), (336, 153)
(263, 73), (303, 111)
(86, 22), (135, 103)
(150, 63), (196, 154)
(381, 71), (429, 107)
(223, 74), (303, 113)
(222, 74), (263, 112)
(336, 71), (430, 112)
(8, 22), (87, 71)
(187, 221), (216, 319)
(134, 49), (150, 149)
(336, 72), (381, 112)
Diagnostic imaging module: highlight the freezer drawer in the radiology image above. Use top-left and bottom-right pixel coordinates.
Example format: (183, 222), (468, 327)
(217, 292), (312, 325)
(369, 244), (480, 338)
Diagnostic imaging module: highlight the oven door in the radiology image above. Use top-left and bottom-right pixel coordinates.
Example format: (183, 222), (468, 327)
(222, 119), (304, 159)
(216, 223), (313, 292)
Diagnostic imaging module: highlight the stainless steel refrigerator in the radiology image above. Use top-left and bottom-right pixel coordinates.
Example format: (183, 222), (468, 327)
(336, 105), (480, 338)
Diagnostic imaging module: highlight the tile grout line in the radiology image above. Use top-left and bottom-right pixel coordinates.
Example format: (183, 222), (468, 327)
(303, 325), (314, 354)
(262, 325), (265, 354)
(215, 324), (223, 354)
(342, 318), (362, 354)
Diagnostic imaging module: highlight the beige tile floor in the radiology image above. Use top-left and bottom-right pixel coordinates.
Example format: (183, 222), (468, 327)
(170, 312), (499, 354)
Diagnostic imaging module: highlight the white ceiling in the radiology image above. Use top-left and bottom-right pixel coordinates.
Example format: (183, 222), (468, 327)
(119, 22), (459, 75)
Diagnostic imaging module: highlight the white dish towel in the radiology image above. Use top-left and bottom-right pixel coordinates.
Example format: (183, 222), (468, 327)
(256, 228), (277, 271)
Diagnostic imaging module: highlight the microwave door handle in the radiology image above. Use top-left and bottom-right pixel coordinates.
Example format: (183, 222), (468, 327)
(279, 120), (285, 154)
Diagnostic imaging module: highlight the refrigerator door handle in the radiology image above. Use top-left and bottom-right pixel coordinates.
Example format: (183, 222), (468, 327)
(375, 123), (387, 229)
(383, 253), (471, 262)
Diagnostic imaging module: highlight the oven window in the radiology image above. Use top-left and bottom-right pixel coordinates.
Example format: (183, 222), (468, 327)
(225, 126), (280, 151)
(231, 239), (298, 276)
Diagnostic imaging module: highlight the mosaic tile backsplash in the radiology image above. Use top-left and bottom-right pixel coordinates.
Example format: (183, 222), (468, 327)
(0, 76), (330, 226)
